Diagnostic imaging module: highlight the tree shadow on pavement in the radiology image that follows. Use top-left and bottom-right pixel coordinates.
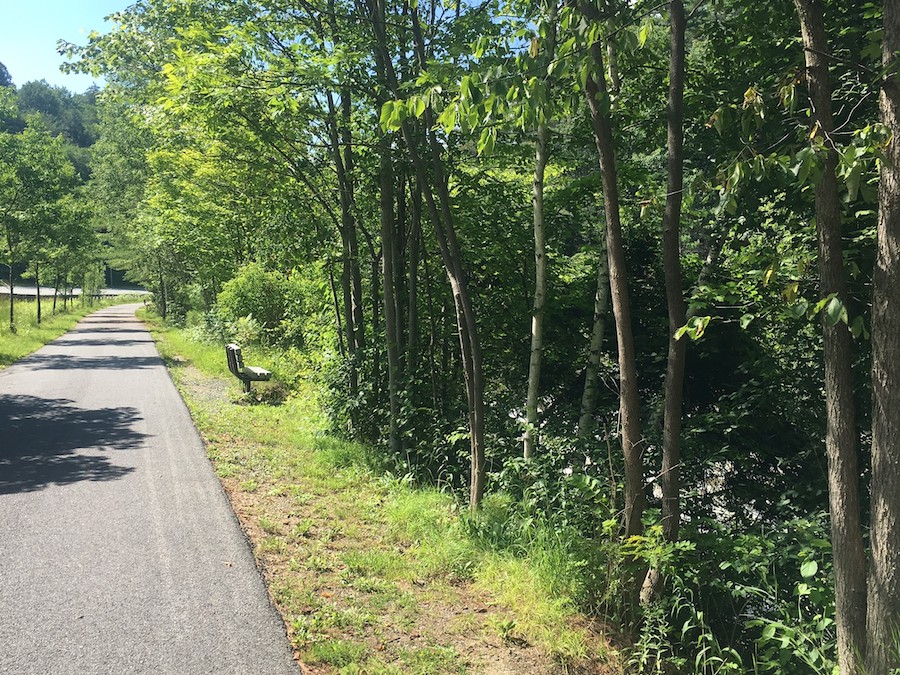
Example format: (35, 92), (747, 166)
(15, 354), (163, 371)
(0, 395), (148, 494)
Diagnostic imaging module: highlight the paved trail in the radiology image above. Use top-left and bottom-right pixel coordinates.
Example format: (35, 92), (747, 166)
(0, 304), (298, 674)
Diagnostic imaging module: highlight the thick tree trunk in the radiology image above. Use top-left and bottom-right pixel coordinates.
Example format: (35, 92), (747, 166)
(868, 0), (900, 669)
(793, 3), (868, 672)
(583, 35), (646, 536)
(578, 234), (609, 438)
(524, 121), (549, 459)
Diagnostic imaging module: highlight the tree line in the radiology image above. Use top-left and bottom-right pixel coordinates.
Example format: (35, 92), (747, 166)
(0, 71), (103, 327)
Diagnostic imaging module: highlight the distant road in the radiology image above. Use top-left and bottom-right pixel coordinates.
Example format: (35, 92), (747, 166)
(0, 304), (298, 674)
(0, 285), (150, 298)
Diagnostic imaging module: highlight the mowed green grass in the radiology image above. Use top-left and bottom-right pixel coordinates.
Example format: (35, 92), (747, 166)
(0, 296), (143, 369)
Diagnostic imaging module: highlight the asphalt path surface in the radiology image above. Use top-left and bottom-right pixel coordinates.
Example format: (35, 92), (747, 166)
(0, 304), (298, 674)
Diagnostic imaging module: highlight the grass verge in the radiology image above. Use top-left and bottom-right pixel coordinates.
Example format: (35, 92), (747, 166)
(141, 310), (621, 674)
(0, 296), (144, 369)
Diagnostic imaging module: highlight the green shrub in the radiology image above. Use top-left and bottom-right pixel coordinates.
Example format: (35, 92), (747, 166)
(216, 262), (289, 342)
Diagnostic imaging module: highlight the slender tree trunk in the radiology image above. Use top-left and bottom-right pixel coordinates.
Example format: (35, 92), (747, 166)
(377, 125), (402, 456)
(408, 178), (422, 363)
(660, 0), (687, 547)
(52, 268), (59, 315)
(371, 0), (486, 507)
(583, 31), (646, 536)
(328, 265), (347, 359)
(642, 0), (688, 606)
(578, 234), (609, 438)
(35, 261), (41, 325)
(793, 3), (868, 672)
(8, 262), (14, 330)
(327, 87), (365, 426)
(157, 263), (167, 320)
(524, 121), (550, 459)
(868, 1), (900, 669)
(524, 3), (557, 460)
(422, 237), (441, 410)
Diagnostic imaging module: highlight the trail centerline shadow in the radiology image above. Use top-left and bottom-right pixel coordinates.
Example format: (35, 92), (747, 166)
(0, 395), (148, 494)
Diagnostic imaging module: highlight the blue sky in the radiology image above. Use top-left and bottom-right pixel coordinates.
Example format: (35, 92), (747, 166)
(0, 0), (129, 92)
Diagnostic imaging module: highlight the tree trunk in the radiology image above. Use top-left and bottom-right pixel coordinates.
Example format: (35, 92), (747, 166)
(867, 0), (900, 669)
(371, 0), (486, 508)
(328, 264), (347, 359)
(793, 3), (868, 672)
(524, 2), (557, 460)
(642, 0), (689, 607)
(524, 120), (549, 459)
(660, 0), (687, 548)
(583, 32), (646, 536)
(408, 178), (422, 363)
(578, 233), (609, 438)
(35, 261), (41, 325)
(7, 263), (14, 330)
(52, 269), (59, 315)
(377, 115), (402, 457)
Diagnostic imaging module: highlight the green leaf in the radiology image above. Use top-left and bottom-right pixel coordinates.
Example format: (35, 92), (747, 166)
(740, 313), (754, 329)
(379, 101), (394, 130)
(824, 296), (848, 326)
(638, 20), (652, 48)
(846, 163), (862, 202)
(800, 559), (818, 578)
(409, 95), (426, 119)
(761, 623), (777, 641)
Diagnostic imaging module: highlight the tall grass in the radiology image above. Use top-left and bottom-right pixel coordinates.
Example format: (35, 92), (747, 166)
(0, 296), (142, 368)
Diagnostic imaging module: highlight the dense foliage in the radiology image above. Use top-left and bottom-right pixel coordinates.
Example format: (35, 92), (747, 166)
(49, 0), (900, 671)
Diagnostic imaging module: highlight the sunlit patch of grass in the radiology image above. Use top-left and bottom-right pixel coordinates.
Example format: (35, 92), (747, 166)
(477, 554), (591, 660)
(304, 638), (369, 668)
(397, 645), (466, 674)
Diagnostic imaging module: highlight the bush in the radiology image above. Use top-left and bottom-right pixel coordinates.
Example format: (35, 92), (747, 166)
(216, 263), (290, 343)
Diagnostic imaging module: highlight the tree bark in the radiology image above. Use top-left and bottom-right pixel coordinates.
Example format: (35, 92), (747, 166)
(375, 76), (402, 457)
(408, 178), (422, 363)
(867, 0), (900, 669)
(524, 3), (557, 460)
(524, 120), (550, 459)
(583, 31), (646, 536)
(660, 0), (687, 548)
(793, 4), (868, 671)
(578, 233), (609, 438)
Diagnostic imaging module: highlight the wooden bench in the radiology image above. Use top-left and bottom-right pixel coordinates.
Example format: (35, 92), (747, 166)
(225, 343), (271, 393)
